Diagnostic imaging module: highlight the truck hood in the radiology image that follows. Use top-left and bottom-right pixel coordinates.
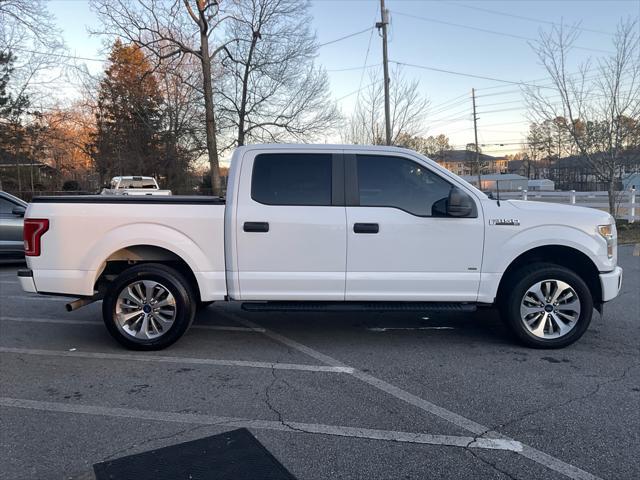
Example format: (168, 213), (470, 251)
(504, 199), (613, 226)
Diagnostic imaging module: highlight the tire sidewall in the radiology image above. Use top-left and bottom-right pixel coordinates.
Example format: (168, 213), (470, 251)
(503, 264), (594, 348)
(102, 264), (195, 350)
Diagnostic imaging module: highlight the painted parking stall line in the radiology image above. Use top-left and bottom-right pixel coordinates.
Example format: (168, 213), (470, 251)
(0, 316), (266, 333)
(367, 326), (455, 332)
(0, 347), (354, 374)
(0, 397), (522, 452)
(225, 313), (603, 480)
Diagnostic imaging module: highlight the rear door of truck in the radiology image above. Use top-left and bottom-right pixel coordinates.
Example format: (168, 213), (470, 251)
(231, 148), (346, 300)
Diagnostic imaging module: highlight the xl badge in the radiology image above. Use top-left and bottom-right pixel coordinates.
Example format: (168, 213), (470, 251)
(489, 219), (520, 226)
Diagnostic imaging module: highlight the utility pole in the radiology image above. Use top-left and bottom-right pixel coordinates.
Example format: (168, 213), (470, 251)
(472, 88), (481, 189)
(377, 0), (391, 145)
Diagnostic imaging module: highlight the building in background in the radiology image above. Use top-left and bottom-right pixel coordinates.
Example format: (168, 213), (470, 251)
(433, 150), (508, 176)
(461, 173), (528, 192)
(622, 172), (640, 191)
(527, 179), (555, 191)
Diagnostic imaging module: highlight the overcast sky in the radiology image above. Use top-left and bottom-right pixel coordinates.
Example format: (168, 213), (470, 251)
(47, 0), (638, 156)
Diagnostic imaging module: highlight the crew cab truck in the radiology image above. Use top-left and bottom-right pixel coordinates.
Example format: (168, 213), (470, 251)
(18, 144), (622, 350)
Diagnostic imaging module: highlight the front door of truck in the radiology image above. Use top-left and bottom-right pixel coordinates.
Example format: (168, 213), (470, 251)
(344, 153), (484, 301)
(233, 150), (347, 300)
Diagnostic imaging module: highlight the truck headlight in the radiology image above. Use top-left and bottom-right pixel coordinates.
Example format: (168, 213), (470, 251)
(597, 224), (616, 259)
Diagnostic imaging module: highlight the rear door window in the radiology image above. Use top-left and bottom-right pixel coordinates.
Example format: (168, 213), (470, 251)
(251, 153), (332, 206)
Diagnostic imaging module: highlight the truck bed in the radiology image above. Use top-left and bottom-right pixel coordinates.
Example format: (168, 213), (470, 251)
(24, 195), (227, 301)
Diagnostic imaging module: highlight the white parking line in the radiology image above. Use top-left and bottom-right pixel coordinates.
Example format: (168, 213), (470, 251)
(0, 316), (266, 333)
(367, 327), (455, 332)
(0, 280), (17, 285)
(0, 397), (522, 452)
(226, 314), (602, 480)
(1, 317), (98, 326)
(0, 347), (353, 374)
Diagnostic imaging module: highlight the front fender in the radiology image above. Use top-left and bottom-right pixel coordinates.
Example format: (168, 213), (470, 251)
(483, 224), (609, 274)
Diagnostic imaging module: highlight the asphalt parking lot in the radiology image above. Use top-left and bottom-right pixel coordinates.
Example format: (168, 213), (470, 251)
(1, 245), (638, 480)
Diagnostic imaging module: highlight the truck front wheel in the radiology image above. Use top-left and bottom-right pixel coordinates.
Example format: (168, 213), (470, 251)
(102, 263), (196, 350)
(501, 263), (593, 348)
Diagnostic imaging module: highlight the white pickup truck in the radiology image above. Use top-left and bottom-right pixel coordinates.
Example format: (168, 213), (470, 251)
(101, 176), (172, 196)
(18, 144), (622, 350)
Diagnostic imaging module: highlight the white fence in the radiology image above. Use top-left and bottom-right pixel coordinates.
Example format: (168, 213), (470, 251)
(498, 188), (638, 223)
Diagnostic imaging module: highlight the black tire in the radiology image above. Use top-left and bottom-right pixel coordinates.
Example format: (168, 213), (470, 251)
(102, 263), (196, 350)
(500, 263), (593, 348)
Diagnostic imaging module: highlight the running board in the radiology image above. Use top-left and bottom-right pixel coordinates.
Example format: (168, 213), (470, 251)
(241, 302), (477, 313)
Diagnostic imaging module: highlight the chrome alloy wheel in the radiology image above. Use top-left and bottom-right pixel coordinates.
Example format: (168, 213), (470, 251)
(115, 280), (177, 340)
(520, 279), (581, 339)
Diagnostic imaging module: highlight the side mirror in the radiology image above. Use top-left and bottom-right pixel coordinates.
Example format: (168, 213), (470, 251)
(447, 187), (476, 218)
(12, 206), (26, 218)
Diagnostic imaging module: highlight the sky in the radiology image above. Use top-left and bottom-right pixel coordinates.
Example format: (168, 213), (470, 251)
(45, 0), (639, 157)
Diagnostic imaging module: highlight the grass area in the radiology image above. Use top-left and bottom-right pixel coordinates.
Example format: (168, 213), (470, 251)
(616, 220), (640, 245)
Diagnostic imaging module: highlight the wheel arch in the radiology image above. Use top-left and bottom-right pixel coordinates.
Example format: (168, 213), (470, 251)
(496, 245), (602, 306)
(93, 244), (201, 302)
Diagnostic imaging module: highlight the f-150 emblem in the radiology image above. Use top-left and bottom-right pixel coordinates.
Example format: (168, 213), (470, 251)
(489, 219), (520, 226)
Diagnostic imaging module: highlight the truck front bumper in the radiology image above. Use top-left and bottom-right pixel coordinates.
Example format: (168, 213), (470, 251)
(600, 266), (623, 302)
(17, 269), (37, 293)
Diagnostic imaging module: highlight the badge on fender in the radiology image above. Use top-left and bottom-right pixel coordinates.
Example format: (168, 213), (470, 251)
(489, 219), (520, 226)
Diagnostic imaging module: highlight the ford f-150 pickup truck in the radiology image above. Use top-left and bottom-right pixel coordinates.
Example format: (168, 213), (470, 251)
(18, 144), (622, 350)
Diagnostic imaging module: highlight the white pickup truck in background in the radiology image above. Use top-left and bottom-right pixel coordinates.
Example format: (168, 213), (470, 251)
(100, 176), (172, 196)
(19, 144), (622, 350)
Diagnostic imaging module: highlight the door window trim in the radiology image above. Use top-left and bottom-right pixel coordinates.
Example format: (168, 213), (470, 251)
(344, 153), (477, 218)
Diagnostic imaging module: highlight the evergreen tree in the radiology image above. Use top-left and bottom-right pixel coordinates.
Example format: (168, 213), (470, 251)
(92, 40), (162, 181)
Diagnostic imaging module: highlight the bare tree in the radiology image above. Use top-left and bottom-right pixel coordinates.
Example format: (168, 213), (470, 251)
(0, 0), (67, 108)
(91, 0), (238, 196)
(345, 67), (429, 145)
(524, 19), (640, 213)
(421, 134), (451, 157)
(217, 0), (339, 148)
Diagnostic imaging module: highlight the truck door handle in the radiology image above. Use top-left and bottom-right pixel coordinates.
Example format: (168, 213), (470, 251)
(243, 222), (269, 233)
(353, 223), (379, 234)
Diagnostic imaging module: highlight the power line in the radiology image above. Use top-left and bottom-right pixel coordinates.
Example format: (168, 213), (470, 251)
(326, 63), (380, 72)
(10, 26), (376, 64)
(9, 47), (105, 63)
(354, 6), (378, 107)
(429, 97), (471, 116)
(429, 92), (469, 111)
(335, 81), (377, 102)
(477, 106), (529, 115)
(391, 11), (612, 54)
(446, 1), (614, 37)
(318, 27), (375, 48)
(391, 60), (559, 89)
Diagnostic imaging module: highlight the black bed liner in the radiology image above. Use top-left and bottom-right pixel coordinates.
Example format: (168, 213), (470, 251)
(31, 195), (225, 205)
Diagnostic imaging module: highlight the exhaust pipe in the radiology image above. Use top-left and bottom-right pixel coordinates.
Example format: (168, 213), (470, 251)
(65, 294), (103, 312)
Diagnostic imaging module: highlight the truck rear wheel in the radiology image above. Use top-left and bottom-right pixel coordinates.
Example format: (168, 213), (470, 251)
(102, 263), (196, 350)
(501, 263), (593, 348)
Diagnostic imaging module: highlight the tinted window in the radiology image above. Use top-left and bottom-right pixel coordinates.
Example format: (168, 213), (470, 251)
(0, 197), (17, 216)
(118, 179), (157, 189)
(252, 153), (332, 206)
(357, 155), (452, 216)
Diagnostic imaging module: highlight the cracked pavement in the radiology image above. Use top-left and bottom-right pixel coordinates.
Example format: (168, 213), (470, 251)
(0, 244), (638, 479)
